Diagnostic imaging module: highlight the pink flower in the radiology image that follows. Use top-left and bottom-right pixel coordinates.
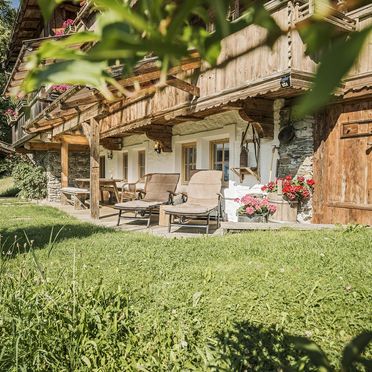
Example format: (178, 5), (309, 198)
(234, 198), (240, 203)
(51, 84), (70, 94)
(63, 19), (75, 28)
(245, 207), (255, 216)
(269, 205), (277, 214)
(54, 29), (64, 36)
(297, 176), (305, 183)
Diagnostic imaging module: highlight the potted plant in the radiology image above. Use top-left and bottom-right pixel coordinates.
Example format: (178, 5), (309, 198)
(261, 176), (315, 223)
(62, 19), (75, 34)
(235, 195), (277, 223)
(53, 19), (75, 36)
(4, 108), (18, 124)
(48, 85), (70, 100)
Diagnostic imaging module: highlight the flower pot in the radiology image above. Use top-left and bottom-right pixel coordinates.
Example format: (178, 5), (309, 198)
(48, 92), (62, 100)
(268, 193), (298, 223)
(237, 215), (268, 223)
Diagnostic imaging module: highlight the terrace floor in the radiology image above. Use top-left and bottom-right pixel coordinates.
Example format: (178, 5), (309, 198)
(40, 201), (337, 237)
(41, 201), (222, 237)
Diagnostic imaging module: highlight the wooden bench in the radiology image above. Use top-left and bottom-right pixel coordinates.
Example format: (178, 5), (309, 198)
(61, 187), (90, 210)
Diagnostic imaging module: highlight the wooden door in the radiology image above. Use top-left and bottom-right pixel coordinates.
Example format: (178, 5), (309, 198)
(313, 101), (372, 225)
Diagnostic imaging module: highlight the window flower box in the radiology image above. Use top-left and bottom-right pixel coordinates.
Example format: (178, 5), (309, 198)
(4, 108), (18, 125)
(48, 85), (71, 100)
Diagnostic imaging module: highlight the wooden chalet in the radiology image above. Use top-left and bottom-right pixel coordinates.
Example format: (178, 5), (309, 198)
(2, 0), (372, 225)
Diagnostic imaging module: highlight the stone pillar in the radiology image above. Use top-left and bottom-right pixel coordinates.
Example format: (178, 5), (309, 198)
(277, 112), (315, 223)
(32, 150), (90, 203)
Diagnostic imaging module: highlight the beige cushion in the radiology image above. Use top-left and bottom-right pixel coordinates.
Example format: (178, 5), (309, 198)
(115, 200), (163, 210)
(186, 170), (222, 205)
(163, 203), (217, 215)
(163, 171), (222, 216)
(143, 173), (180, 202)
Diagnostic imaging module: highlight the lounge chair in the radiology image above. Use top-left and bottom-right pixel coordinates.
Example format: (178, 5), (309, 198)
(114, 173), (180, 227)
(118, 174), (149, 202)
(163, 170), (223, 234)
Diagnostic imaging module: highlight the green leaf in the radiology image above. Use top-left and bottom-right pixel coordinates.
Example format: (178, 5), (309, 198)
(341, 331), (372, 371)
(23, 59), (112, 98)
(81, 355), (91, 368)
(94, 0), (150, 33)
(294, 26), (372, 118)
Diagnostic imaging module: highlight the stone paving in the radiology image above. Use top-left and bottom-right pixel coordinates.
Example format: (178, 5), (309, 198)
(41, 201), (222, 238)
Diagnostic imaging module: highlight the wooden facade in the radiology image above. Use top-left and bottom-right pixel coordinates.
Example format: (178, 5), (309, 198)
(313, 100), (372, 224)
(2, 0), (372, 224)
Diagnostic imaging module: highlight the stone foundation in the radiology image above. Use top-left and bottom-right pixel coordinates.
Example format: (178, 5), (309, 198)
(32, 151), (89, 202)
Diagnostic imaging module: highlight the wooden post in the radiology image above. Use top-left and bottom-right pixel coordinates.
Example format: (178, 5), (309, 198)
(61, 142), (69, 188)
(90, 118), (100, 219)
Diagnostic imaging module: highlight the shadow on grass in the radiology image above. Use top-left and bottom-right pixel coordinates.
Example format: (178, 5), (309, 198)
(0, 223), (110, 258)
(210, 321), (316, 371)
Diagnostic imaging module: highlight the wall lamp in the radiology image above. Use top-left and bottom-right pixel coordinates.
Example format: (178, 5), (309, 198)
(154, 141), (162, 154)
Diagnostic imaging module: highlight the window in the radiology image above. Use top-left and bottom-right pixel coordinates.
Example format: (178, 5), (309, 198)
(210, 139), (230, 183)
(123, 152), (128, 181)
(99, 156), (106, 178)
(138, 150), (146, 179)
(182, 143), (197, 183)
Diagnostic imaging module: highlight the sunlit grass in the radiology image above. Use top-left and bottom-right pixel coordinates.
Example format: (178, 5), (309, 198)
(0, 199), (371, 370)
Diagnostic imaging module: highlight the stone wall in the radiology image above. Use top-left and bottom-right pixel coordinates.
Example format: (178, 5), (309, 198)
(277, 116), (314, 178)
(277, 114), (315, 223)
(33, 151), (89, 202)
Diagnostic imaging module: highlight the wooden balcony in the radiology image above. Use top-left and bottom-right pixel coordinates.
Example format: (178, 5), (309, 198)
(12, 113), (28, 145)
(8, 1), (372, 144)
(294, 0), (357, 32)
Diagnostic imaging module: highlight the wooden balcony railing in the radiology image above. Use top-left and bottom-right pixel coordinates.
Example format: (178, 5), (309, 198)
(294, 0), (356, 31)
(12, 113), (27, 144)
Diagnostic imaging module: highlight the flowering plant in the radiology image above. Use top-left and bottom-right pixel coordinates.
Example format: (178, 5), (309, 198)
(261, 175), (315, 202)
(4, 108), (18, 119)
(54, 19), (75, 36)
(63, 19), (74, 28)
(235, 195), (277, 217)
(50, 85), (70, 94)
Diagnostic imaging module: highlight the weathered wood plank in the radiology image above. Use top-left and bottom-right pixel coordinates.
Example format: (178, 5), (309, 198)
(90, 118), (100, 219)
(61, 142), (69, 188)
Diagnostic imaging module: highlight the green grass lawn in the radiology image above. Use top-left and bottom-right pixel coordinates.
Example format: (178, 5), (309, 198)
(0, 199), (371, 370)
(0, 177), (18, 197)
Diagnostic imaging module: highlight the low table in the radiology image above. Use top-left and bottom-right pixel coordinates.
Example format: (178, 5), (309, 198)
(75, 178), (122, 203)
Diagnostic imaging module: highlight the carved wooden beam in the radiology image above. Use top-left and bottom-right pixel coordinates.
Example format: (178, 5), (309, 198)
(239, 98), (274, 138)
(100, 137), (123, 151)
(145, 125), (173, 152)
(166, 76), (200, 97)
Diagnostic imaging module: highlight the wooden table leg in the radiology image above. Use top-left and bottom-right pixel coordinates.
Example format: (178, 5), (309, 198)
(112, 183), (120, 203)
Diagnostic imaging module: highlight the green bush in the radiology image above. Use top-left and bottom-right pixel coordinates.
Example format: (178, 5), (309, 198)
(12, 161), (47, 199)
(0, 176), (19, 197)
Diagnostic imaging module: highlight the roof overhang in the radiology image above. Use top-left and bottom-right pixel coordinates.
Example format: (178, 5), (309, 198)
(5, 0), (42, 69)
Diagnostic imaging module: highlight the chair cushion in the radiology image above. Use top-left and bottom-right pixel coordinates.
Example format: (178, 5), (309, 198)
(163, 203), (217, 215)
(114, 200), (164, 210)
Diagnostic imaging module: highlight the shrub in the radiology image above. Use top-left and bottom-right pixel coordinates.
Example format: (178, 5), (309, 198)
(12, 161), (47, 199)
(0, 176), (19, 197)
